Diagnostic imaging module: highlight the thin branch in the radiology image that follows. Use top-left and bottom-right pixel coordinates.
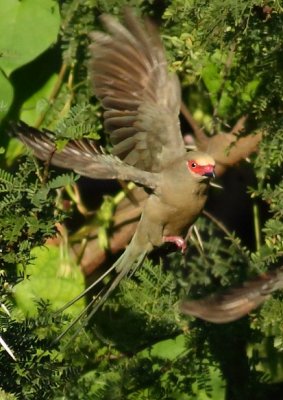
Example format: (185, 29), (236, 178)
(35, 63), (69, 128)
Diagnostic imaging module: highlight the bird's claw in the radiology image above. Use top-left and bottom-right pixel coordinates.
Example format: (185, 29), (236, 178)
(163, 236), (187, 253)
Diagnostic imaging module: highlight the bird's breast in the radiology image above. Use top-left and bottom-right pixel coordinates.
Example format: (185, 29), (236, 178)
(144, 180), (208, 240)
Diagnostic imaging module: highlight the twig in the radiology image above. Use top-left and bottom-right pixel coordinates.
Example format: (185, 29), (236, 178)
(252, 201), (261, 251)
(34, 63), (69, 128)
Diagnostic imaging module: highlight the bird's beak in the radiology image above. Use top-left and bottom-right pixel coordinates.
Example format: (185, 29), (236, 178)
(204, 171), (215, 179)
(202, 165), (215, 179)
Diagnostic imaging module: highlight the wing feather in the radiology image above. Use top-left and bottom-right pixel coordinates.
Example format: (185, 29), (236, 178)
(15, 122), (157, 190)
(89, 8), (186, 172)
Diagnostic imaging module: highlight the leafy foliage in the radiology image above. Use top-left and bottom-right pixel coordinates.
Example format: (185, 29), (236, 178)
(0, 0), (283, 399)
(0, 159), (76, 267)
(55, 102), (102, 140)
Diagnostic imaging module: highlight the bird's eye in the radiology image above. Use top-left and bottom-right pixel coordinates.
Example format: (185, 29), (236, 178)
(191, 162), (197, 168)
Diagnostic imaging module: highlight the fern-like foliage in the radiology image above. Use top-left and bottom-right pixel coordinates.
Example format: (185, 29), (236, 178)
(0, 301), (79, 400)
(0, 157), (79, 399)
(55, 102), (102, 140)
(0, 160), (76, 268)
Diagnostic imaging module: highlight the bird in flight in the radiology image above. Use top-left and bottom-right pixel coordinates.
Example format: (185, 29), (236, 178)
(15, 8), (215, 338)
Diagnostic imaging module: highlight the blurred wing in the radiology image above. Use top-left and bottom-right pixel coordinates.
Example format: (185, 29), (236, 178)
(89, 8), (186, 172)
(181, 270), (283, 323)
(16, 122), (157, 190)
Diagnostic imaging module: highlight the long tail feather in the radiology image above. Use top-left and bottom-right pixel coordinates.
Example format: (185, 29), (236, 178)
(54, 248), (147, 342)
(83, 250), (147, 323)
(55, 262), (119, 314)
(54, 292), (103, 343)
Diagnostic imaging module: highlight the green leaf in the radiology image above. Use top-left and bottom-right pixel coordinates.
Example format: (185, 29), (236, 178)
(0, 0), (60, 75)
(241, 78), (261, 103)
(20, 73), (58, 124)
(14, 245), (84, 316)
(4, 138), (25, 167)
(202, 61), (222, 100)
(0, 70), (14, 121)
(218, 91), (234, 117)
(142, 334), (186, 360)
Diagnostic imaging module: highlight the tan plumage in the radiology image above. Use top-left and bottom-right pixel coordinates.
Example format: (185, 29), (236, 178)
(15, 9), (216, 338)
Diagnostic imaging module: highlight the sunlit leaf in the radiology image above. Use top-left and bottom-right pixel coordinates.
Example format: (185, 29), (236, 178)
(0, 0), (60, 75)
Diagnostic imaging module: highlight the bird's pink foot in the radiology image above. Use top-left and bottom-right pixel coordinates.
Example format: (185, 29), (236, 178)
(163, 236), (187, 253)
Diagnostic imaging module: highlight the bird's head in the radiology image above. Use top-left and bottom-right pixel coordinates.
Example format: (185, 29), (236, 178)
(186, 151), (215, 180)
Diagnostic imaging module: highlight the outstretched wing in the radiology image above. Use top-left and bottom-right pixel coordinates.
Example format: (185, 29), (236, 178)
(16, 122), (158, 190)
(89, 8), (186, 172)
(181, 269), (283, 323)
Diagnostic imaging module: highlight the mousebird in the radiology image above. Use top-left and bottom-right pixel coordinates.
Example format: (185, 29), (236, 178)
(15, 9), (215, 338)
